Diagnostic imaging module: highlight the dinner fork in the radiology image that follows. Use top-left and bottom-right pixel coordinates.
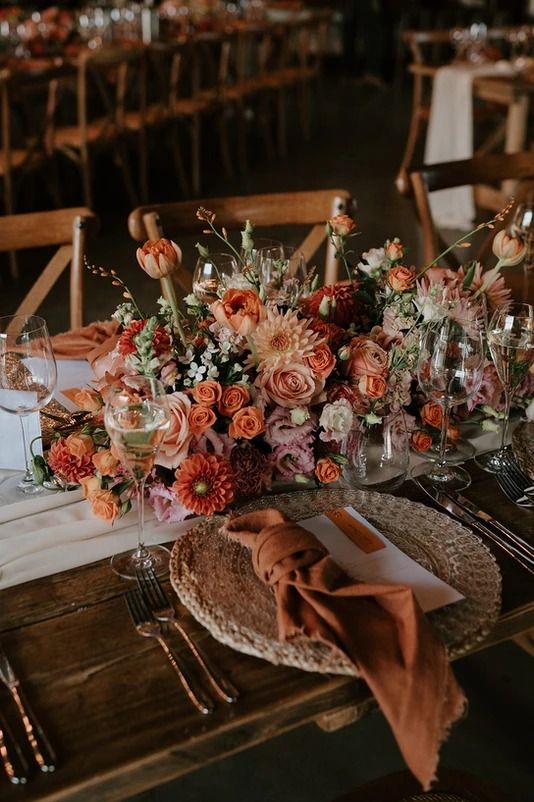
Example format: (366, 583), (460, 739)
(137, 568), (239, 704)
(0, 712), (29, 784)
(125, 589), (215, 715)
(497, 456), (534, 507)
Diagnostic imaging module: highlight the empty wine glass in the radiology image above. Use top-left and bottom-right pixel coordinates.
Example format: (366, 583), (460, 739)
(104, 375), (171, 579)
(0, 314), (57, 495)
(257, 245), (306, 298)
(192, 252), (239, 304)
(345, 407), (409, 493)
(510, 200), (534, 272)
(475, 302), (534, 474)
(411, 308), (485, 491)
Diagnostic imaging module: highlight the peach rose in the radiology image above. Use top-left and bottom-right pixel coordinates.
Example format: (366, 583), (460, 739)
(218, 385), (250, 417)
(192, 380), (222, 406)
(79, 475), (101, 499)
(342, 336), (388, 379)
(73, 388), (103, 413)
(358, 374), (387, 399)
(91, 489), (120, 523)
(92, 449), (120, 477)
(421, 401), (443, 429)
(315, 457), (342, 484)
(492, 229), (525, 266)
(305, 343), (336, 380)
(257, 363), (321, 408)
(188, 404), (216, 435)
(156, 391), (192, 470)
(228, 406), (265, 439)
(328, 214), (356, 237)
(136, 238), (182, 279)
(388, 265), (414, 292)
(66, 433), (95, 459)
(411, 430), (433, 453)
(385, 240), (404, 261)
(211, 288), (266, 335)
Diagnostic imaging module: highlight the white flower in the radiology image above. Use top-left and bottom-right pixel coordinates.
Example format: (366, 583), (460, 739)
(358, 247), (386, 277)
(413, 294), (446, 323)
(319, 399), (354, 442)
(481, 418), (500, 432)
(525, 398), (534, 422)
(184, 293), (201, 307)
(291, 407), (310, 425)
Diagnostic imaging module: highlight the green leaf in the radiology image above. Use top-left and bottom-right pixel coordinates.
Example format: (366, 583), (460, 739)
(195, 242), (210, 258)
(461, 261), (477, 290)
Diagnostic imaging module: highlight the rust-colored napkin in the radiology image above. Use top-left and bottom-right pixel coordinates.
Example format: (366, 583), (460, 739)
(223, 508), (466, 791)
(50, 320), (120, 363)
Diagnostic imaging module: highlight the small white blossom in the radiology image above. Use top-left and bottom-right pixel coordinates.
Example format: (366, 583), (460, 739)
(291, 407), (310, 425)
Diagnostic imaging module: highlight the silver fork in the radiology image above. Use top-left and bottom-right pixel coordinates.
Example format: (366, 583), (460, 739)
(125, 589), (215, 715)
(137, 569), (239, 704)
(497, 458), (534, 507)
(0, 713), (29, 784)
(501, 453), (534, 496)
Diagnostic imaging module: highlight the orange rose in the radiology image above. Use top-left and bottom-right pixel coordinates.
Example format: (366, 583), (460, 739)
(192, 380), (222, 406)
(90, 489), (120, 523)
(92, 449), (120, 477)
(387, 265), (414, 292)
(228, 406), (265, 440)
(411, 430), (433, 453)
(328, 214), (356, 237)
(421, 402), (443, 429)
(211, 288), (266, 335)
(79, 475), (101, 499)
(218, 385), (250, 417)
(66, 433), (95, 459)
(305, 343), (336, 380)
(256, 363), (322, 408)
(342, 336), (388, 380)
(73, 388), (103, 413)
(358, 374), (387, 399)
(136, 238), (182, 279)
(385, 240), (404, 261)
(315, 457), (342, 484)
(188, 404), (216, 435)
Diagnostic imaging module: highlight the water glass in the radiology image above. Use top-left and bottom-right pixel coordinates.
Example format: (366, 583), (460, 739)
(192, 252), (239, 304)
(257, 245), (306, 298)
(345, 408), (409, 493)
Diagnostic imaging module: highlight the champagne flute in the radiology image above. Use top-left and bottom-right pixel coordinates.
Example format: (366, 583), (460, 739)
(192, 252), (239, 304)
(0, 314), (57, 495)
(104, 375), (171, 579)
(476, 302), (534, 474)
(411, 308), (485, 491)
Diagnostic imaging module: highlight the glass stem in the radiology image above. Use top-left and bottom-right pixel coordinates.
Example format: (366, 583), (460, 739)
(19, 415), (33, 482)
(133, 477), (150, 560)
(437, 400), (450, 471)
(499, 387), (513, 455)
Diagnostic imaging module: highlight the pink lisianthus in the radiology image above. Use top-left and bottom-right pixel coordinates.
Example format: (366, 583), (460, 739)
(319, 399), (354, 443)
(148, 483), (190, 523)
(193, 428), (235, 459)
(264, 406), (315, 447)
(272, 441), (315, 480)
(466, 362), (503, 412)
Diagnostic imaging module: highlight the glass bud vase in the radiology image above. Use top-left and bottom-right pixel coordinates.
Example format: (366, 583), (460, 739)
(344, 408), (409, 493)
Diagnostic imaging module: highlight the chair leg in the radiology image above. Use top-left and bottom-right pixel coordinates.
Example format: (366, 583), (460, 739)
(276, 87), (287, 158)
(139, 129), (149, 203)
(236, 99), (248, 175)
(169, 121), (191, 198)
(217, 108), (235, 180)
(114, 139), (139, 208)
(298, 81), (311, 141)
(80, 147), (93, 209)
(258, 93), (276, 160)
(190, 113), (201, 197)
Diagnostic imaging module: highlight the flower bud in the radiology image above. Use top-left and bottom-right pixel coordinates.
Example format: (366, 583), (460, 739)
(491, 229), (525, 266)
(328, 214), (357, 237)
(136, 238), (182, 279)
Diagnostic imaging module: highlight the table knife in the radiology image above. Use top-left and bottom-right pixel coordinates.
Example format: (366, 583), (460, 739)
(443, 490), (534, 561)
(413, 479), (534, 577)
(0, 645), (56, 772)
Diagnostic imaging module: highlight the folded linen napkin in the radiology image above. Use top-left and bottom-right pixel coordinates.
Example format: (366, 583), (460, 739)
(223, 508), (466, 791)
(50, 320), (120, 362)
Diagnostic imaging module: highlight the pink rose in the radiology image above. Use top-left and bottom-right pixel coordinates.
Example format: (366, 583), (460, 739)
(156, 391), (192, 470)
(256, 363), (322, 408)
(342, 336), (388, 380)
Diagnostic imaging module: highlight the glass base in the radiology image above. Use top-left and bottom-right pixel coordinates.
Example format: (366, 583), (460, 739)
(110, 544), (170, 581)
(423, 437), (475, 465)
(410, 461), (472, 491)
(17, 476), (44, 495)
(474, 448), (507, 474)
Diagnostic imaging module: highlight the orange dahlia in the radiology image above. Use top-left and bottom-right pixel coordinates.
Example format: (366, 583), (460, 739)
(118, 319), (171, 357)
(304, 282), (360, 327)
(173, 453), (234, 516)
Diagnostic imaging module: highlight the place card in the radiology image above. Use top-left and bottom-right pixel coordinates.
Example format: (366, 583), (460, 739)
(0, 390), (42, 471)
(54, 360), (95, 412)
(301, 505), (464, 613)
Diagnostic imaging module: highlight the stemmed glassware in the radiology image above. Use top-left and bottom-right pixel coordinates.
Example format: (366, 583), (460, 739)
(411, 305), (485, 491)
(256, 245), (307, 298)
(0, 314), (57, 495)
(476, 302), (534, 474)
(510, 199), (534, 272)
(104, 375), (171, 580)
(192, 252), (239, 304)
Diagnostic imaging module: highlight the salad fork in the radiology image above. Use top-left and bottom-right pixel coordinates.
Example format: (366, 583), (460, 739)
(136, 568), (239, 704)
(124, 589), (214, 715)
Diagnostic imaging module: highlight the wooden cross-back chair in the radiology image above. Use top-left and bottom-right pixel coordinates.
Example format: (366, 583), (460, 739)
(410, 150), (534, 269)
(128, 188), (356, 295)
(0, 207), (96, 329)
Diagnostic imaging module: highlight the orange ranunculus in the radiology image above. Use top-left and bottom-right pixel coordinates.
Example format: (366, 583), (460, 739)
(305, 342), (336, 380)
(387, 265), (415, 292)
(218, 385), (250, 417)
(411, 430), (433, 453)
(211, 288), (266, 335)
(91, 489), (120, 523)
(421, 401), (443, 429)
(328, 213), (356, 237)
(492, 229), (525, 266)
(358, 374), (387, 399)
(73, 388), (103, 413)
(136, 238), (182, 279)
(228, 406), (265, 440)
(92, 449), (120, 477)
(315, 457), (342, 484)
(342, 335), (388, 379)
(192, 380), (222, 406)
(188, 404), (216, 435)
(65, 433), (96, 459)
(79, 475), (101, 499)
(385, 239), (404, 261)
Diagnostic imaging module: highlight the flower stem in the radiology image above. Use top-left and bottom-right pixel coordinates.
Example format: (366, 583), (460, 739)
(161, 276), (186, 346)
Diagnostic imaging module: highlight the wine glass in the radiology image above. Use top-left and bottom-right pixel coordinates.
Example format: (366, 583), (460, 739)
(257, 245), (306, 298)
(192, 252), (239, 304)
(345, 408), (409, 493)
(104, 375), (171, 580)
(0, 314), (57, 495)
(411, 309), (485, 491)
(510, 200), (534, 272)
(475, 302), (534, 474)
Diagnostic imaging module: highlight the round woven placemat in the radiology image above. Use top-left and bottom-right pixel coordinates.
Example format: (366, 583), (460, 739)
(169, 488), (501, 675)
(512, 421), (534, 480)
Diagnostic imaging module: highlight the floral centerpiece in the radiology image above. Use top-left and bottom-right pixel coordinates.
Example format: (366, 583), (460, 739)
(36, 204), (533, 523)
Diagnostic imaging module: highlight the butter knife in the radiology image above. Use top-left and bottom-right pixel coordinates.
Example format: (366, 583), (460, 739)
(414, 479), (534, 576)
(0, 712), (29, 784)
(0, 645), (56, 772)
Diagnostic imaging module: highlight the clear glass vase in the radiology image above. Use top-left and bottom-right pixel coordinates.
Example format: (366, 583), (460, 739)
(344, 409), (409, 493)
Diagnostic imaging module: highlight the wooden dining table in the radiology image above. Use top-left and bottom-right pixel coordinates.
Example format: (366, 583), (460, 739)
(1, 455), (533, 802)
